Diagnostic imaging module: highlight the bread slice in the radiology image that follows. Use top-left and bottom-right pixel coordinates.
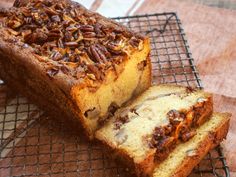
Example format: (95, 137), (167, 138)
(152, 112), (230, 177)
(95, 84), (213, 176)
(0, 0), (151, 139)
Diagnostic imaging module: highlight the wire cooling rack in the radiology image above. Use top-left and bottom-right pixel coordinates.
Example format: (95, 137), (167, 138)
(0, 13), (230, 177)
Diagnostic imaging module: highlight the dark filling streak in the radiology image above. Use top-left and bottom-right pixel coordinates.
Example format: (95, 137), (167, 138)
(149, 109), (198, 150)
(149, 98), (208, 162)
(145, 86), (196, 102)
(133, 90), (190, 115)
(98, 102), (119, 127)
(145, 92), (183, 102)
(112, 90), (196, 131)
(114, 115), (129, 130)
(84, 107), (96, 117)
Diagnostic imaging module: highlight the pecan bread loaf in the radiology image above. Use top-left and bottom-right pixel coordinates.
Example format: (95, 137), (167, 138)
(152, 112), (230, 177)
(95, 84), (213, 176)
(0, 0), (151, 139)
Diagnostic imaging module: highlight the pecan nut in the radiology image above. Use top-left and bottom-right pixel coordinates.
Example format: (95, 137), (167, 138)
(87, 64), (103, 80)
(129, 36), (140, 47)
(7, 19), (22, 29)
(181, 130), (196, 142)
(51, 15), (61, 22)
(50, 51), (63, 61)
(45, 7), (59, 16)
(80, 24), (94, 32)
(82, 31), (96, 39)
(157, 136), (175, 151)
(94, 23), (105, 38)
(24, 29), (48, 44)
(107, 41), (123, 54)
(87, 45), (107, 63)
(64, 41), (79, 48)
(46, 67), (59, 78)
(167, 109), (185, 125)
(24, 17), (32, 24)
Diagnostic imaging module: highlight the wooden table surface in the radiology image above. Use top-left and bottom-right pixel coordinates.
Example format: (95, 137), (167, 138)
(0, 0), (235, 176)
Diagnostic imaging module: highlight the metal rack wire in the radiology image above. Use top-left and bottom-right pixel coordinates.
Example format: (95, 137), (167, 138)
(0, 13), (229, 177)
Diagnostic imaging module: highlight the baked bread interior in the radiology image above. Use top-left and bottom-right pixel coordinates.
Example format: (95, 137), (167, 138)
(96, 84), (213, 176)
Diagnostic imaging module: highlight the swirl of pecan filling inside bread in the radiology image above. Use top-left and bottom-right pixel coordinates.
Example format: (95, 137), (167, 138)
(96, 85), (213, 176)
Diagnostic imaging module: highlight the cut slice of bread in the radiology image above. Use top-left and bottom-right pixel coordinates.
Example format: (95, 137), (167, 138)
(95, 84), (213, 176)
(152, 112), (231, 177)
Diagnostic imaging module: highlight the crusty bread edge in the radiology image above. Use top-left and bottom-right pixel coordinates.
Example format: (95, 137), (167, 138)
(152, 112), (231, 177)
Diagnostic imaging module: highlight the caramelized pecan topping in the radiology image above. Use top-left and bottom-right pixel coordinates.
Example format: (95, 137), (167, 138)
(129, 36), (140, 47)
(94, 23), (105, 38)
(64, 41), (79, 48)
(50, 51), (63, 61)
(60, 65), (70, 74)
(46, 67), (59, 78)
(163, 124), (173, 135)
(80, 24), (94, 32)
(2, 0), (144, 79)
(0, 8), (9, 17)
(51, 15), (61, 22)
(87, 44), (107, 63)
(87, 64), (104, 80)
